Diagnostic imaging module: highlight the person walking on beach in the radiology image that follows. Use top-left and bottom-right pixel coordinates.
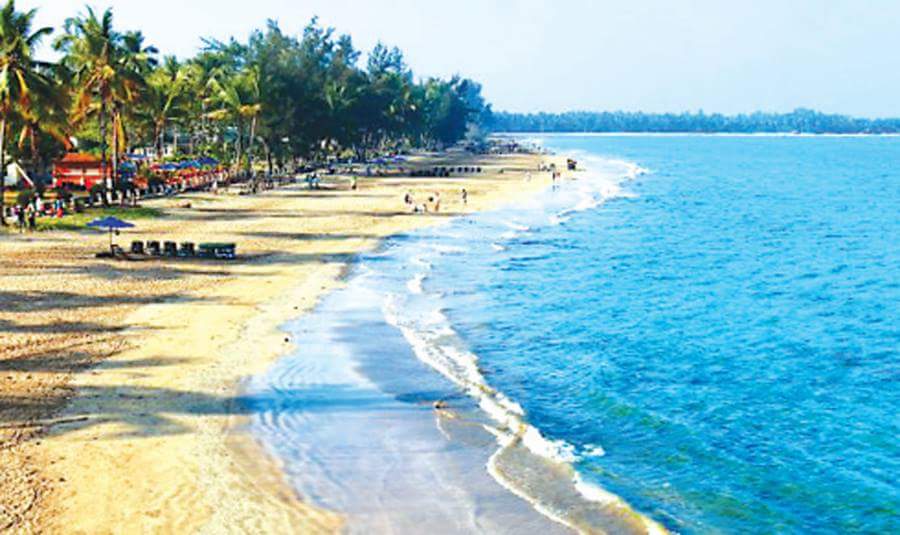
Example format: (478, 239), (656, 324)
(26, 205), (36, 231)
(461, 188), (468, 205)
(16, 205), (25, 233)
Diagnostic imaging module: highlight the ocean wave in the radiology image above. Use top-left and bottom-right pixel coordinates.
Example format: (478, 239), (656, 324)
(503, 220), (531, 232)
(429, 244), (467, 254)
(581, 443), (607, 458)
(406, 273), (426, 294)
(373, 153), (664, 533)
(545, 155), (648, 226)
(382, 287), (665, 534)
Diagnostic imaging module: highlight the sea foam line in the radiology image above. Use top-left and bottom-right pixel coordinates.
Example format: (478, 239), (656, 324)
(379, 154), (666, 533)
(382, 292), (666, 534)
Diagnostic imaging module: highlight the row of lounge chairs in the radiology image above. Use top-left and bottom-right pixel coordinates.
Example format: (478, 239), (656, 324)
(129, 240), (237, 259)
(410, 166), (483, 178)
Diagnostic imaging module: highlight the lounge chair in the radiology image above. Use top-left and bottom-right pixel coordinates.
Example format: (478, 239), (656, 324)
(198, 242), (236, 260)
(147, 240), (161, 256)
(179, 242), (196, 257)
(131, 241), (145, 254)
(163, 241), (178, 257)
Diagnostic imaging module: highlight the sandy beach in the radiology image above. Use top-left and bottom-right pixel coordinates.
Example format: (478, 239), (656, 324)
(0, 151), (561, 533)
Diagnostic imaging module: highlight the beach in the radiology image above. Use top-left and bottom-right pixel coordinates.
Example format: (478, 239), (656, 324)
(0, 151), (559, 533)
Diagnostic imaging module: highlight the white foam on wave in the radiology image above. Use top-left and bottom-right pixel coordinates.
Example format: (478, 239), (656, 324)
(485, 443), (583, 533)
(573, 473), (619, 505)
(582, 443), (606, 458)
(547, 156), (647, 226)
(411, 255), (433, 270)
(430, 244), (467, 254)
(503, 220), (531, 232)
(382, 296), (579, 469)
(380, 290), (679, 535)
(406, 273), (426, 294)
(375, 152), (668, 533)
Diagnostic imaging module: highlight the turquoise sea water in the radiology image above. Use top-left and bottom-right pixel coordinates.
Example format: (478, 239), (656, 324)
(249, 136), (899, 533)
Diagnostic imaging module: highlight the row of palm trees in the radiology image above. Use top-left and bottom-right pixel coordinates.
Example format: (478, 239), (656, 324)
(0, 3), (159, 222)
(0, 1), (491, 225)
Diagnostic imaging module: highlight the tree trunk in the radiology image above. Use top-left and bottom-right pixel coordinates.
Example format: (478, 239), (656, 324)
(235, 120), (242, 176)
(100, 96), (109, 191)
(29, 127), (38, 178)
(156, 122), (164, 160)
(112, 110), (120, 204)
(247, 115), (257, 178)
(0, 117), (6, 226)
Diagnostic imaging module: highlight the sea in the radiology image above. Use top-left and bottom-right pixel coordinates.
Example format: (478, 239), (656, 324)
(242, 135), (899, 534)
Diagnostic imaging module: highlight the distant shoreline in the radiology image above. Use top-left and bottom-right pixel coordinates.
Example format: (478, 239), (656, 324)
(493, 131), (900, 137)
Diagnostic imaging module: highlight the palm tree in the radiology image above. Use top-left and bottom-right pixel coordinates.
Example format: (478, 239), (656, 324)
(207, 67), (261, 176)
(141, 72), (181, 159)
(16, 73), (72, 175)
(111, 30), (156, 190)
(55, 9), (157, 199)
(0, 0), (52, 225)
(178, 60), (216, 156)
(54, 7), (118, 192)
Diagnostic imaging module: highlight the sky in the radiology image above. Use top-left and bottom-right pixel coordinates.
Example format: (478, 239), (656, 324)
(21, 0), (900, 117)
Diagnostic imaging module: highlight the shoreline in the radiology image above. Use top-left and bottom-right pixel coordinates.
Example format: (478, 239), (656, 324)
(225, 164), (566, 532)
(242, 153), (668, 534)
(0, 151), (561, 532)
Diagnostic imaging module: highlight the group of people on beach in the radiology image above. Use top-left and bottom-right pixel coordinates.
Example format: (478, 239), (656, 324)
(404, 189), (470, 213)
(11, 204), (38, 232)
(404, 191), (439, 213)
(403, 188), (469, 213)
(10, 196), (70, 232)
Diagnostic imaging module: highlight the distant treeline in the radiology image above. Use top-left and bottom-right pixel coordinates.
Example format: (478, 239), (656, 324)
(489, 108), (900, 134)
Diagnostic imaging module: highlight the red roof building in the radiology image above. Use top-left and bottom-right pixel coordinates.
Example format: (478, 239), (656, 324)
(52, 153), (109, 190)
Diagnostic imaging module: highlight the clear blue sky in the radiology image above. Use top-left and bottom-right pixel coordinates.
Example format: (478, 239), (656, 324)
(22, 0), (900, 117)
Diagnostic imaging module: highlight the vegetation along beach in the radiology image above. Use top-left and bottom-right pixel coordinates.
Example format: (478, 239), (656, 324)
(2, 1), (898, 534)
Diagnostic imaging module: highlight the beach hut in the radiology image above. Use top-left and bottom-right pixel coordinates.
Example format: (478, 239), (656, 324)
(52, 153), (108, 190)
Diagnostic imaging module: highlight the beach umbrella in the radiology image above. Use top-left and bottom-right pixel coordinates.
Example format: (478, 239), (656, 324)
(87, 216), (135, 253)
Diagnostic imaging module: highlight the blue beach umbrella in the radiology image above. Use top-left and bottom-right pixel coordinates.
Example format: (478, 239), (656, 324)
(87, 216), (135, 252)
